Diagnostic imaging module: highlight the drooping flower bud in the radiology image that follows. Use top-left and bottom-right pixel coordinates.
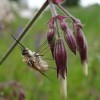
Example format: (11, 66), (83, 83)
(47, 27), (55, 44)
(73, 18), (83, 31)
(76, 26), (88, 76)
(47, 27), (55, 58)
(18, 89), (25, 100)
(48, 18), (55, 28)
(54, 38), (67, 78)
(64, 27), (77, 55)
(54, 38), (67, 99)
(50, 42), (55, 58)
(56, 15), (67, 21)
(60, 21), (77, 54)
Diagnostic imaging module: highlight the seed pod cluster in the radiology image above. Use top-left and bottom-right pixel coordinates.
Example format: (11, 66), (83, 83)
(46, 1), (88, 98)
(47, 14), (88, 77)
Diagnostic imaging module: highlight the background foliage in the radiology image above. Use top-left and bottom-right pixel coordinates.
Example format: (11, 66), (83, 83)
(63, 0), (80, 6)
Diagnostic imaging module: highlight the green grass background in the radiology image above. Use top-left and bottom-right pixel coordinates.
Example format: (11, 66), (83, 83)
(0, 5), (100, 100)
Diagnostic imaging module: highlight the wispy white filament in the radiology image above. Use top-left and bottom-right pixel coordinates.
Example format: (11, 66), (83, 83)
(59, 73), (67, 100)
(83, 61), (88, 76)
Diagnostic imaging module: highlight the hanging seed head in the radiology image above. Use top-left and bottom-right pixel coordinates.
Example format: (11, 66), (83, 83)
(47, 27), (55, 44)
(73, 18), (83, 31)
(76, 25), (88, 75)
(56, 15), (67, 21)
(60, 21), (68, 32)
(54, 38), (67, 79)
(56, 15), (68, 32)
(64, 27), (77, 55)
(18, 89), (25, 100)
(59, 20), (77, 54)
(48, 18), (55, 28)
(47, 18), (56, 58)
(55, 15), (77, 55)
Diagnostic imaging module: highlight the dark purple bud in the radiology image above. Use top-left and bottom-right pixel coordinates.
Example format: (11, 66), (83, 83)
(54, 38), (67, 79)
(56, 15), (67, 21)
(76, 27), (87, 63)
(73, 18), (83, 30)
(64, 28), (77, 54)
(48, 18), (55, 28)
(52, 0), (64, 4)
(76, 26), (88, 75)
(60, 21), (68, 31)
(47, 27), (55, 58)
(18, 89), (25, 100)
(50, 43), (55, 58)
(47, 27), (55, 44)
(60, 21), (77, 54)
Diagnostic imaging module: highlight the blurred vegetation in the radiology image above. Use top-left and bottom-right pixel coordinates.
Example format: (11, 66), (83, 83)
(63, 0), (80, 7)
(0, 4), (100, 100)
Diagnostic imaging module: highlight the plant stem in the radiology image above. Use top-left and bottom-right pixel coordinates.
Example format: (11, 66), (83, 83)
(48, 0), (60, 38)
(0, 0), (48, 65)
(48, 0), (57, 17)
(57, 4), (77, 21)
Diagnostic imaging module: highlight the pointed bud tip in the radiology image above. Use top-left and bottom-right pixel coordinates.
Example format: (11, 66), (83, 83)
(58, 73), (67, 99)
(82, 61), (88, 76)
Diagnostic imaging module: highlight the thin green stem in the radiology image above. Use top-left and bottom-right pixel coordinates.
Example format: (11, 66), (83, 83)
(57, 4), (77, 21)
(0, 0), (48, 65)
(48, 0), (57, 17)
(48, 0), (60, 38)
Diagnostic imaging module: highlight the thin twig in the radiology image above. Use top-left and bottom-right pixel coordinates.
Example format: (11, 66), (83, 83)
(57, 4), (77, 21)
(0, 0), (48, 65)
(48, 0), (60, 38)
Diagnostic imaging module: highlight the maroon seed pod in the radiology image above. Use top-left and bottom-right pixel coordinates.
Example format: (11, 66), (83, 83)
(60, 21), (68, 32)
(76, 26), (88, 75)
(18, 89), (25, 100)
(48, 18), (55, 28)
(73, 18), (83, 28)
(60, 20), (77, 54)
(50, 43), (55, 58)
(47, 27), (55, 44)
(47, 27), (55, 58)
(54, 38), (67, 79)
(64, 28), (77, 55)
(56, 15), (67, 21)
(60, 21), (77, 55)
